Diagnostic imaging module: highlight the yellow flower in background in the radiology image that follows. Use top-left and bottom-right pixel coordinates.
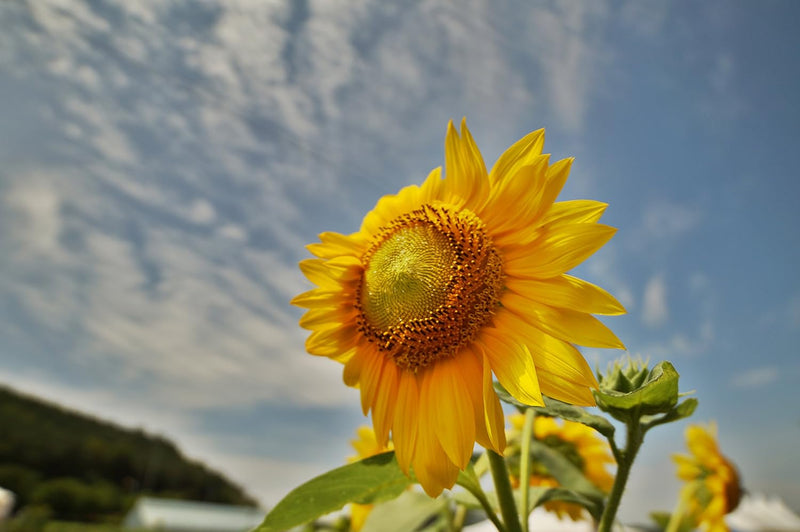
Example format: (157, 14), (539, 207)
(348, 426), (393, 531)
(508, 414), (615, 520)
(293, 119), (625, 496)
(673, 423), (742, 532)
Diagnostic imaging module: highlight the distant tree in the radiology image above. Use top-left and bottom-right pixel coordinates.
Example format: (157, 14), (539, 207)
(0, 385), (257, 522)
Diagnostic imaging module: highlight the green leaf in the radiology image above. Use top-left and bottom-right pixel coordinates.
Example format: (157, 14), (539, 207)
(527, 486), (603, 521)
(361, 490), (446, 532)
(256, 452), (412, 532)
(532, 396), (616, 440)
(528, 440), (605, 502)
(594, 361), (680, 419)
(494, 382), (615, 440)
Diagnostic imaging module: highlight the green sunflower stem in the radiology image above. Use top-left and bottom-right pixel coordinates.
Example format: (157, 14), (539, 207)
(488, 449), (523, 532)
(598, 420), (644, 532)
(519, 408), (536, 532)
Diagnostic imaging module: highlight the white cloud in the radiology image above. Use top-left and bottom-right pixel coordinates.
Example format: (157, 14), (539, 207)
(642, 274), (668, 327)
(218, 224), (247, 241)
(524, 2), (610, 131)
(5, 178), (62, 256)
(641, 201), (701, 241)
(731, 366), (779, 390)
(187, 198), (217, 225)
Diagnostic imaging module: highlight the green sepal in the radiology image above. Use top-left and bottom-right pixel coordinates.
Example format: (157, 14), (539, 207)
(256, 451), (412, 532)
(643, 397), (699, 431)
(594, 360), (680, 421)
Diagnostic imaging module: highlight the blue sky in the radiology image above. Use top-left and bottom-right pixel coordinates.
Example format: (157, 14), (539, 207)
(2, 0), (799, 523)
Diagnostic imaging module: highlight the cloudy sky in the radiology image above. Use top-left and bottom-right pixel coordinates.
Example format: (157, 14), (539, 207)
(2, 0), (799, 523)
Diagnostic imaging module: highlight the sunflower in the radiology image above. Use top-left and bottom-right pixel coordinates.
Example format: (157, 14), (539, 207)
(347, 426), (393, 531)
(672, 423), (741, 532)
(293, 119), (625, 496)
(508, 414), (615, 520)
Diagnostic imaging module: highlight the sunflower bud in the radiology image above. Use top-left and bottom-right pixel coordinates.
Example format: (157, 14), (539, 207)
(594, 359), (680, 422)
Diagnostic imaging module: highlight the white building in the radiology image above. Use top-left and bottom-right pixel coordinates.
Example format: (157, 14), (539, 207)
(123, 497), (264, 532)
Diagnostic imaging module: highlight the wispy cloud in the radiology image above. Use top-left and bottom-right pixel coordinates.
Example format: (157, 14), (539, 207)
(642, 274), (669, 328)
(640, 201), (701, 242)
(730, 366), (779, 390)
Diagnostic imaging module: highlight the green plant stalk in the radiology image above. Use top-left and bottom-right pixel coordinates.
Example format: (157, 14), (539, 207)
(519, 408), (536, 532)
(458, 472), (506, 532)
(452, 504), (468, 532)
(597, 420), (644, 532)
(665, 481), (696, 532)
(488, 449), (523, 532)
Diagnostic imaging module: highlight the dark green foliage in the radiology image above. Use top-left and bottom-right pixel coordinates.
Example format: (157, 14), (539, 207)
(0, 385), (256, 522)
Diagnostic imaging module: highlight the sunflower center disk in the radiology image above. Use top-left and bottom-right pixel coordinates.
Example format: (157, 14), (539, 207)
(358, 204), (504, 371)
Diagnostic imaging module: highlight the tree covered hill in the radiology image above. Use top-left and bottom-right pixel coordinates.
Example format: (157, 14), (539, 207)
(0, 385), (256, 521)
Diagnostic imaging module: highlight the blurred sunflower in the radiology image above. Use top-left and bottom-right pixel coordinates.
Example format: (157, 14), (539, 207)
(347, 426), (393, 531)
(293, 119), (625, 496)
(672, 423), (742, 532)
(508, 414), (615, 520)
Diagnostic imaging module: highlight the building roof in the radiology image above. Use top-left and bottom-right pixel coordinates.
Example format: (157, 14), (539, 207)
(123, 497), (264, 532)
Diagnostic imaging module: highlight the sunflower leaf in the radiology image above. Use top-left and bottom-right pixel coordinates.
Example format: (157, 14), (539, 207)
(256, 451), (411, 532)
(528, 439), (606, 502)
(527, 486), (604, 521)
(493, 381), (530, 410)
(493, 382), (615, 439)
(361, 490), (447, 532)
(532, 396), (616, 440)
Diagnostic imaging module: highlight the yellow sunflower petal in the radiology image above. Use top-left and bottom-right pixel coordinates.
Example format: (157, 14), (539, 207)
(306, 231), (366, 259)
(342, 347), (366, 387)
(393, 371), (420, 475)
(503, 223), (617, 279)
(534, 157), (572, 218)
(506, 274), (626, 316)
(459, 348), (505, 453)
(359, 351), (385, 416)
(372, 361), (399, 447)
(493, 309), (598, 388)
(360, 183), (425, 236)
(536, 366), (597, 405)
(541, 200), (608, 227)
(298, 257), (360, 288)
(503, 292), (625, 349)
(429, 357), (476, 469)
(479, 324), (543, 406)
(483, 157), (550, 237)
(306, 324), (358, 357)
(489, 127), (545, 185)
(291, 289), (349, 309)
(443, 119), (488, 207)
(392, 371), (420, 475)
(415, 372), (461, 496)
(418, 166), (444, 204)
(298, 307), (356, 331)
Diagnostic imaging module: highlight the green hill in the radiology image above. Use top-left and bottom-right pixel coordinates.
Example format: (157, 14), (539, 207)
(0, 385), (256, 522)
